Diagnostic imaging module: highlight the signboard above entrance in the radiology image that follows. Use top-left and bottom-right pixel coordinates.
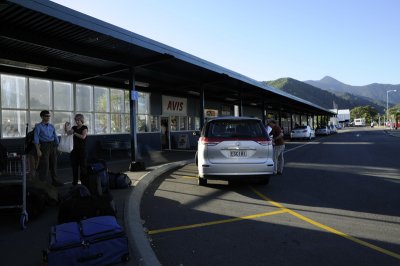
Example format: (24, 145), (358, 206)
(162, 96), (187, 115)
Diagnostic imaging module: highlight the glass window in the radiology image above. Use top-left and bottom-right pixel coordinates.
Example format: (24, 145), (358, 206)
(124, 90), (130, 114)
(1, 74), (27, 109)
(29, 111), (41, 129)
(123, 114), (130, 133)
(53, 112), (73, 135)
(2, 110), (27, 138)
(188, 116), (200, 130)
(111, 113), (122, 133)
(137, 115), (148, 133)
(150, 116), (160, 132)
(95, 113), (109, 134)
(54, 82), (73, 111)
(179, 116), (187, 130)
(94, 86), (109, 112)
(1, 74), (140, 138)
(29, 78), (51, 110)
(110, 89), (124, 113)
(170, 116), (178, 131)
(76, 84), (93, 112)
(80, 112), (93, 135)
(137, 91), (150, 114)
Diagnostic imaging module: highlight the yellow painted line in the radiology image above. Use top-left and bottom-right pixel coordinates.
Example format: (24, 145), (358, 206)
(179, 175), (197, 179)
(250, 186), (400, 260)
(148, 209), (287, 235)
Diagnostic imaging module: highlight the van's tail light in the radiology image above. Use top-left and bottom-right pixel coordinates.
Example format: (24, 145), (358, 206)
(254, 138), (272, 146)
(200, 137), (222, 146)
(200, 137), (272, 146)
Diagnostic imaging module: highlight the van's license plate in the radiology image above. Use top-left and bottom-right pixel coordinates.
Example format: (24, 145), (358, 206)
(230, 151), (247, 157)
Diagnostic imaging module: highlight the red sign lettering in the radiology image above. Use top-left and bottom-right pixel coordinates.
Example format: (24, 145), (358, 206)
(167, 101), (183, 111)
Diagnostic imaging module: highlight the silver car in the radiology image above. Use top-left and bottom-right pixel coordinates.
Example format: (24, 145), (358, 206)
(290, 125), (315, 140)
(196, 117), (274, 186)
(315, 126), (330, 136)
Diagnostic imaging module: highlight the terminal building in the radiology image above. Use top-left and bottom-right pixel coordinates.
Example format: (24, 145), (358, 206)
(0, 0), (335, 166)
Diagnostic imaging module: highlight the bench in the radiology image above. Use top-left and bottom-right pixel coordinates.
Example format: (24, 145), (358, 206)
(100, 140), (131, 160)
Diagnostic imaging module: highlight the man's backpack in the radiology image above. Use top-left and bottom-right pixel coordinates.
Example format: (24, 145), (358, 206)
(24, 127), (35, 154)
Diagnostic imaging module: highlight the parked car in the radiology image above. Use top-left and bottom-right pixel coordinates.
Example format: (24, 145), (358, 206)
(290, 125), (315, 140)
(315, 126), (330, 136)
(195, 117), (274, 186)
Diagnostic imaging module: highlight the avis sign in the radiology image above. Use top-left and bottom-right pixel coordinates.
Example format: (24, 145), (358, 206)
(162, 96), (187, 115)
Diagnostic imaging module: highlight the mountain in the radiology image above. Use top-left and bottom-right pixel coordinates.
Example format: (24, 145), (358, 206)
(304, 76), (400, 106)
(264, 78), (384, 113)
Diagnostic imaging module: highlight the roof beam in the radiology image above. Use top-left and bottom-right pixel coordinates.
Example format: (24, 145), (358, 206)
(0, 25), (132, 65)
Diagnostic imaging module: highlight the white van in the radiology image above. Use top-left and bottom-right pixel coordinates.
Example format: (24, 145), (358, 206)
(354, 118), (366, 127)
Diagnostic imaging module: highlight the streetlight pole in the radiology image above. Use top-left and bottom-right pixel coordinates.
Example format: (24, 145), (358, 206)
(387, 89), (397, 129)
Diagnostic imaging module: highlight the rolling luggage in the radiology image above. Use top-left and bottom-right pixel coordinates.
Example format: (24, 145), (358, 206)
(108, 171), (132, 189)
(58, 185), (116, 224)
(86, 159), (110, 196)
(44, 216), (129, 266)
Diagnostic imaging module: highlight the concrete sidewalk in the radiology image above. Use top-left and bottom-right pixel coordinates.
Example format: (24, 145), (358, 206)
(0, 150), (195, 266)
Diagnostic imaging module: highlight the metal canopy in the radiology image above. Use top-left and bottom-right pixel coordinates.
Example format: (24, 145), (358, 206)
(0, 0), (334, 116)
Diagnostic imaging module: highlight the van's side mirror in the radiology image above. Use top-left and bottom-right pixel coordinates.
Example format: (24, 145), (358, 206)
(193, 131), (200, 136)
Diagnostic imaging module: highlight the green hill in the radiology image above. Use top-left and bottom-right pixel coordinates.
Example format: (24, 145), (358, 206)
(264, 78), (384, 113)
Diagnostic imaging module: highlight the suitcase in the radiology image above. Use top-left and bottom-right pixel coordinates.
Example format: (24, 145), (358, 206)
(108, 171), (132, 189)
(58, 186), (116, 224)
(44, 216), (129, 266)
(86, 159), (110, 196)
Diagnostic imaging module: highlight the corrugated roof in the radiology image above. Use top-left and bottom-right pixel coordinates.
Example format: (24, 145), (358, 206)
(0, 0), (335, 116)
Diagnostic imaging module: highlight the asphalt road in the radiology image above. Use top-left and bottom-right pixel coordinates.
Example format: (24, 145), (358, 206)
(141, 128), (400, 266)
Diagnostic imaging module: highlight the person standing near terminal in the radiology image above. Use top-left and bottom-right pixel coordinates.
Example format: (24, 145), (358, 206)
(267, 119), (285, 175)
(33, 110), (63, 186)
(66, 114), (88, 186)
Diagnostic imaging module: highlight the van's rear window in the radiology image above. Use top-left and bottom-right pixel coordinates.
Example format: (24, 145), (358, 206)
(206, 120), (266, 138)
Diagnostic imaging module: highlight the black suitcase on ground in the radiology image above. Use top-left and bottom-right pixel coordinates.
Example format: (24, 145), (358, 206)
(58, 185), (116, 224)
(44, 216), (130, 266)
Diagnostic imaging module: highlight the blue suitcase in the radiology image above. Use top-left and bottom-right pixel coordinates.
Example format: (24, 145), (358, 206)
(44, 216), (129, 266)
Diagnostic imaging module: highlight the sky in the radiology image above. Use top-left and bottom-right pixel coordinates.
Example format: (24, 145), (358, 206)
(51, 0), (400, 86)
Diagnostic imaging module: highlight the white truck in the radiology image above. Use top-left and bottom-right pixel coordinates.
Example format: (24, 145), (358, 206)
(354, 118), (366, 127)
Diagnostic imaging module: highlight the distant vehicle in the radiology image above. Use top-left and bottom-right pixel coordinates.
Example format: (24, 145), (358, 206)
(315, 126), (330, 136)
(329, 125), (337, 134)
(354, 118), (366, 127)
(290, 125), (315, 140)
(196, 117), (274, 186)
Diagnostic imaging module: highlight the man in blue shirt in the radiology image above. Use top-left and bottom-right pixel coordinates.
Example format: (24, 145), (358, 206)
(33, 110), (63, 187)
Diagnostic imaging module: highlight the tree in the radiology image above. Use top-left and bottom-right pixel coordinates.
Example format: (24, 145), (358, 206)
(350, 106), (378, 124)
(389, 104), (400, 127)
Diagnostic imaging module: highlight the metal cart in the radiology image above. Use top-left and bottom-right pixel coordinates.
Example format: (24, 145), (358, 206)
(0, 154), (28, 229)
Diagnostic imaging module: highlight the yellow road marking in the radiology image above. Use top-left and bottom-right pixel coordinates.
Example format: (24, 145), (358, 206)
(250, 186), (400, 260)
(148, 209), (287, 235)
(179, 175), (196, 179)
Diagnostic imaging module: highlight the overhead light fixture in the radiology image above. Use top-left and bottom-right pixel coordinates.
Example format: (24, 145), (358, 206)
(188, 90), (200, 96)
(224, 97), (236, 102)
(0, 58), (48, 72)
(124, 80), (150, 88)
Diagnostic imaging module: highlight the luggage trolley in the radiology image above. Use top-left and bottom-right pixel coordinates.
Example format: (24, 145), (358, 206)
(0, 154), (28, 229)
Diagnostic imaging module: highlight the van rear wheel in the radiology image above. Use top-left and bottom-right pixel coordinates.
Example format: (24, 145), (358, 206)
(198, 176), (207, 186)
(259, 175), (270, 185)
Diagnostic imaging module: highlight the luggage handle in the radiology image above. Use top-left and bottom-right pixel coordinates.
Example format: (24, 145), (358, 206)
(77, 252), (103, 262)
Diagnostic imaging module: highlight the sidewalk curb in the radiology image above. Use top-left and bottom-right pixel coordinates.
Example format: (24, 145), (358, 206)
(124, 159), (193, 266)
